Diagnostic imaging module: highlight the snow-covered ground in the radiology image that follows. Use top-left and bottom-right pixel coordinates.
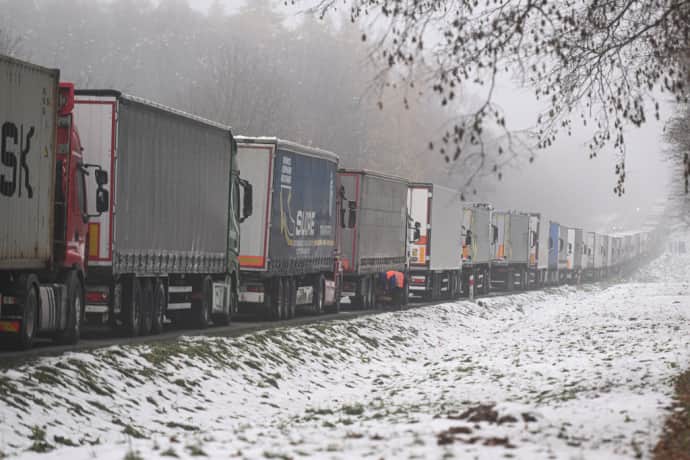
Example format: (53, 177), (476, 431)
(1, 253), (689, 459)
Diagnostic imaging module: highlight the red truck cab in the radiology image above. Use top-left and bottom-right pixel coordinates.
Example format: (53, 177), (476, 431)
(0, 55), (109, 349)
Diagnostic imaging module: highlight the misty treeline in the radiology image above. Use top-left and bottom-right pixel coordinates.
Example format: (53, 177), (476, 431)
(313, 0), (690, 197)
(0, 0), (461, 183)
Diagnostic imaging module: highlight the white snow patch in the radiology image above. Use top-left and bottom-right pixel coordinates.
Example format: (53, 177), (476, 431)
(1, 253), (689, 459)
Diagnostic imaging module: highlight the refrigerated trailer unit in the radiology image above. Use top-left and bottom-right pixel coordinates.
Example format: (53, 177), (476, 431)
(236, 137), (339, 320)
(0, 56), (108, 348)
(490, 211), (538, 290)
(338, 169), (409, 308)
(74, 90), (249, 335)
(461, 203), (492, 294)
(407, 183), (463, 299)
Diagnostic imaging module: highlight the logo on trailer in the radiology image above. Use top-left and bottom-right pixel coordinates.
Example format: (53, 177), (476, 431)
(1, 122), (34, 199)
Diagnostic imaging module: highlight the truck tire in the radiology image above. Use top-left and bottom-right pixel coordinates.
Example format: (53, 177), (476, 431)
(193, 276), (212, 329)
(287, 278), (296, 319)
(505, 269), (513, 292)
(279, 278), (288, 320)
(268, 278), (283, 321)
(369, 275), (377, 309)
(16, 274), (39, 350)
(140, 278), (154, 335)
(151, 279), (166, 334)
(431, 273), (441, 300)
(402, 279), (409, 306)
(313, 275), (324, 315)
(484, 269), (491, 295)
(123, 278), (142, 337)
(54, 271), (82, 345)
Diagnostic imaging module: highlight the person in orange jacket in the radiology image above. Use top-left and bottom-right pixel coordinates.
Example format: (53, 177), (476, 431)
(385, 270), (405, 306)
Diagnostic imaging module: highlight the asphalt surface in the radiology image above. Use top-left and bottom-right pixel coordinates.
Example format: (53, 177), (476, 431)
(0, 300), (442, 365)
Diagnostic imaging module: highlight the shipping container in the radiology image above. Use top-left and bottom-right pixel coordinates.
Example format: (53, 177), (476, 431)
(1, 56), (108, 348)
(338, 169), (408, 308)
(461, 203), (492, 294)
(0, 56), (58, 269)
(75, 90), (245, 335)
(408, 183), (463, 299)
(236, 137), (339, 319)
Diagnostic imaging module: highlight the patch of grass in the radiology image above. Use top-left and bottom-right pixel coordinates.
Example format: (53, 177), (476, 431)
(27, 426), (53, 453)
(165, 421), (199, 432)
(186, 444), (207, 456)
(53, 435), (78, 447)
(161, 447), (179, 457)
(122, 424), (146, 439)
(342, 403), (364, 416)
(123, 449), (144, 460)
(654, 368), (690, 460)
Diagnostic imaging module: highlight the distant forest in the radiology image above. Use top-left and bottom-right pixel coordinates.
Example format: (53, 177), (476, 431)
(0, 0), (460, 183)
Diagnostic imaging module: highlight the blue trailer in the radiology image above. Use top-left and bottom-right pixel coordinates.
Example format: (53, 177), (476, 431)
(236, 137), (340, 320)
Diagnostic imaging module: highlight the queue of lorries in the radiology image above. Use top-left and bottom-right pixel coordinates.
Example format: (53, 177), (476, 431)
(0, 55), (662, 348)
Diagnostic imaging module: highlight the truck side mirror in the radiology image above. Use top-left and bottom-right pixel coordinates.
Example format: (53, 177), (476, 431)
(492, 225), (498, 244)
(95, 169), (108, 186)
(347, 200), (357, 228)
(340, 208), (347, 228)
(96, 188), (109, 213)
(240, 179), (253, 223)
(465, 231), (472, 246)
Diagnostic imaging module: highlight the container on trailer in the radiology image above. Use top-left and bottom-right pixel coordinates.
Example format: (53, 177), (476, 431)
(0, 56), (58, 269)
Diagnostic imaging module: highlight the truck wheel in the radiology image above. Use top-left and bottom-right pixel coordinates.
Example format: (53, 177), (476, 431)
(402, 279), (409, 306)
(369, 275), (378, 309)
(287, 278), (296, 319)
(193, 276), (212, 329)
(151, 279), (166, 334)
(140, 279), (154, 335)
(313, 275), (324, 315)
(15, 275), (39, 350)
(123, 278), (142, 337)
(54, 271), (82, 345)
(268, 278), (282, 321)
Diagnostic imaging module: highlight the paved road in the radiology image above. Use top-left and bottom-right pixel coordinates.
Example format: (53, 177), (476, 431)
(0, 303), (427, 365)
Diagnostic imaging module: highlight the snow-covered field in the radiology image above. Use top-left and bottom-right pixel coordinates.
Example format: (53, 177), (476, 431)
(1, 253), (689, 459)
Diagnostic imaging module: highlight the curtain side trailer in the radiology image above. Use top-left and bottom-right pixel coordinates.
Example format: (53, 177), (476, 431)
(75, 90), (248, 335)
(236, 137), (339, 320)
(338, 169), (409, 308)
